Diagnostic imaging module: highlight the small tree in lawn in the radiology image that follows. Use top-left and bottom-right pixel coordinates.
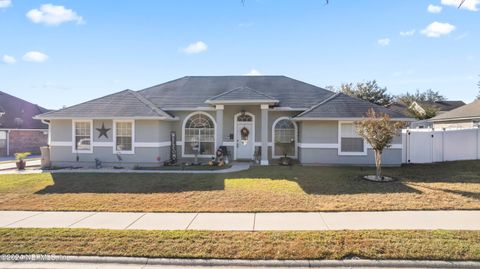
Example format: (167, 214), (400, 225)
(355, 109), (406, 180)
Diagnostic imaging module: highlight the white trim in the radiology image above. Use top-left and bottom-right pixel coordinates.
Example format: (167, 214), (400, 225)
(72, 119), (93, 154)
(269, 107), (308, 111)
(182, 111), (217, 158)
(367, 144), (403, 150)
(294, 117), (415, 122)
(51, 141), (73, 147)
(206, 100), (279, 105)
(93, 142), (114, 147)
(432, 117), (480, 123)
(222, 141), (235, 146)
(0, 128), (48, 131)
(338, 121), (367, 156)
(35, 116), (176, 121)
(215, 105), (224, 110)
(254, 142), (273, 147)
(113, 119), (135, 154)
(163, 107), (216, 111)
(272, 117), (298, 159)
(234, 112), (256, 160)
(260, 104), (270, 110)
(136, 141), (170, 148)
(299, 143), (338, 149)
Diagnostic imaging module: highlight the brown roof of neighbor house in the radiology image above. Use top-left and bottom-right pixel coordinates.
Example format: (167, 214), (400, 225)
(431, 100), (480, 121)
(0, 91), (49, 129)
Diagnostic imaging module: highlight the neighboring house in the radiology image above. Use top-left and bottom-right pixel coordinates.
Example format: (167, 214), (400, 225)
(0, 91), (49, 157)
(387, 100), (465, 128)
(36, 76), (411, 167)
(431, 100), (480, 129)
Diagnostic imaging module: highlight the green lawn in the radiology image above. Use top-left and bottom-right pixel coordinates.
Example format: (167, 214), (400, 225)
(1, 228), (479, 260)
(0, 161), (479, 212)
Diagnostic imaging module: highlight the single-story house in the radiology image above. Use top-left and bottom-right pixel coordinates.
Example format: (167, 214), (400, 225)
(36, 76), (411, 167)
(0, 91), (49, 156)
(431, 99), (480, 129)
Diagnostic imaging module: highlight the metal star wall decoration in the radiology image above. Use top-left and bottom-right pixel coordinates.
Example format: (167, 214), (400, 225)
(96, 123), (110, 139)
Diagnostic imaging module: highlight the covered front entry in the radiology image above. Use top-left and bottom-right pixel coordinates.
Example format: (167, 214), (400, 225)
(234, 112), (255, 160)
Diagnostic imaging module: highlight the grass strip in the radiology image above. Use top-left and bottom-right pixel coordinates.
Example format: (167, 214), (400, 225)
(0, 228), (479, 260)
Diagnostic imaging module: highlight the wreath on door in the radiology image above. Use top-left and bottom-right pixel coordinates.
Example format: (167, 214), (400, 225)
(240, 127), (250, 140)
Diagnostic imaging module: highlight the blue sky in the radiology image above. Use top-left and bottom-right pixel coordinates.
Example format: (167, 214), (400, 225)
(0, 0), (479, 109)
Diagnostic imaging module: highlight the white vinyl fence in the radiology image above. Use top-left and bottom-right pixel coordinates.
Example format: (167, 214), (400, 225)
(402, 128), (480, 164)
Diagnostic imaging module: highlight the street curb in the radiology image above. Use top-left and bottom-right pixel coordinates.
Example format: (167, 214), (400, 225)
(4, 255), (480, 268)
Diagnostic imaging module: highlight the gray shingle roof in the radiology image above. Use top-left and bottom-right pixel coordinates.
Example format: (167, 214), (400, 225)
(295, 93), (410, 119)
(36, 76), (409, 120)
(206, 86), (278, 103)
(431, 100), (480, 121)
(139, 76), (333, 109)
(36, 90), (173, 119)
(0, 91), (49, 129)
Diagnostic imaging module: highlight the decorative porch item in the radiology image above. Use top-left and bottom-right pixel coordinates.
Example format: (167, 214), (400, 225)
(96, 123), (110, 139)
(240, 127), (250, 145)
(15, 152), (31, 170)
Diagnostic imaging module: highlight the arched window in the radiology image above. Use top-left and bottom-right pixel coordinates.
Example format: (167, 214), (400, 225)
(273, 118), (297, 158)
(184, 113), (215, 156)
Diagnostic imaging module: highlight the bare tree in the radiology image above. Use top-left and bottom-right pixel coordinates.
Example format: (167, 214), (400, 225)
(355, 109), (406, 180)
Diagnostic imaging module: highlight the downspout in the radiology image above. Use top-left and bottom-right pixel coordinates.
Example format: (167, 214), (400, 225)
(6, 130), (9, 156)
(41, 120), (51, 146)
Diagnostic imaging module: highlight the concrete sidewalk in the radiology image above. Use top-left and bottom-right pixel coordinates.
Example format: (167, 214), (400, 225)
(1, 210), (479, 231)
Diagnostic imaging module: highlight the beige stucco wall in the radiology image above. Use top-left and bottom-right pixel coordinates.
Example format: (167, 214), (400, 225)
(433, 120), (476, 130)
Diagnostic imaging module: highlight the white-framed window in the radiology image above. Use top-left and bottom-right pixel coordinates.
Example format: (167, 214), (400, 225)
(272, 117), (297, 158)
(338, 121), (366, 156)
(114, 120), (134, 154)
(72, 120), (93, 153)
(183, 112), (216, 157)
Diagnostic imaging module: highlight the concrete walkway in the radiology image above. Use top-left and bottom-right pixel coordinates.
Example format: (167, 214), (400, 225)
(0, 162), (250, 175)
(0, 159), (41, 171)
(1, 210), (479, 231)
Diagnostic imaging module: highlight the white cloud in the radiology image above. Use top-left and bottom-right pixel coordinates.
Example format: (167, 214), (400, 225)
(2, 55), (16, 64)
(0, 0), (11, 8)
(377, 38), (390, 46)
(400, 29), (415, 36)
(441, 0), (480, 11)
(22, 51), (49, 62)
(182, 41), (208, 54)
(244, 69), (262, 76)
(421, 21), (456, 37)
(427, 4), (443, 13)
(26, 4), (84, 25)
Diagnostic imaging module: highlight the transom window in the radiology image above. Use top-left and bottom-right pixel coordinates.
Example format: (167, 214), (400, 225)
(74, 121), (91, 152)
(273, 118), (296, 157)
(184, 113), (215, 156)
(237, 114), (253, 122)
(339, 122), (366, 155)
(115, 121), (133, 153)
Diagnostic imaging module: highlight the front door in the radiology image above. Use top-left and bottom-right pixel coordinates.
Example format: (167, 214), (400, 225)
(236, 113), (254, 160)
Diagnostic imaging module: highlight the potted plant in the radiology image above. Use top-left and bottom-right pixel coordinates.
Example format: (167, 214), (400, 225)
(15, 152), (31, 170)
(276, 140), (293, 166)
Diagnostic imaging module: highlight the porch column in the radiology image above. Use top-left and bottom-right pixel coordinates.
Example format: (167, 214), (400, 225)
(215, 105), (224, 150)
(260, 104), (269, 165)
